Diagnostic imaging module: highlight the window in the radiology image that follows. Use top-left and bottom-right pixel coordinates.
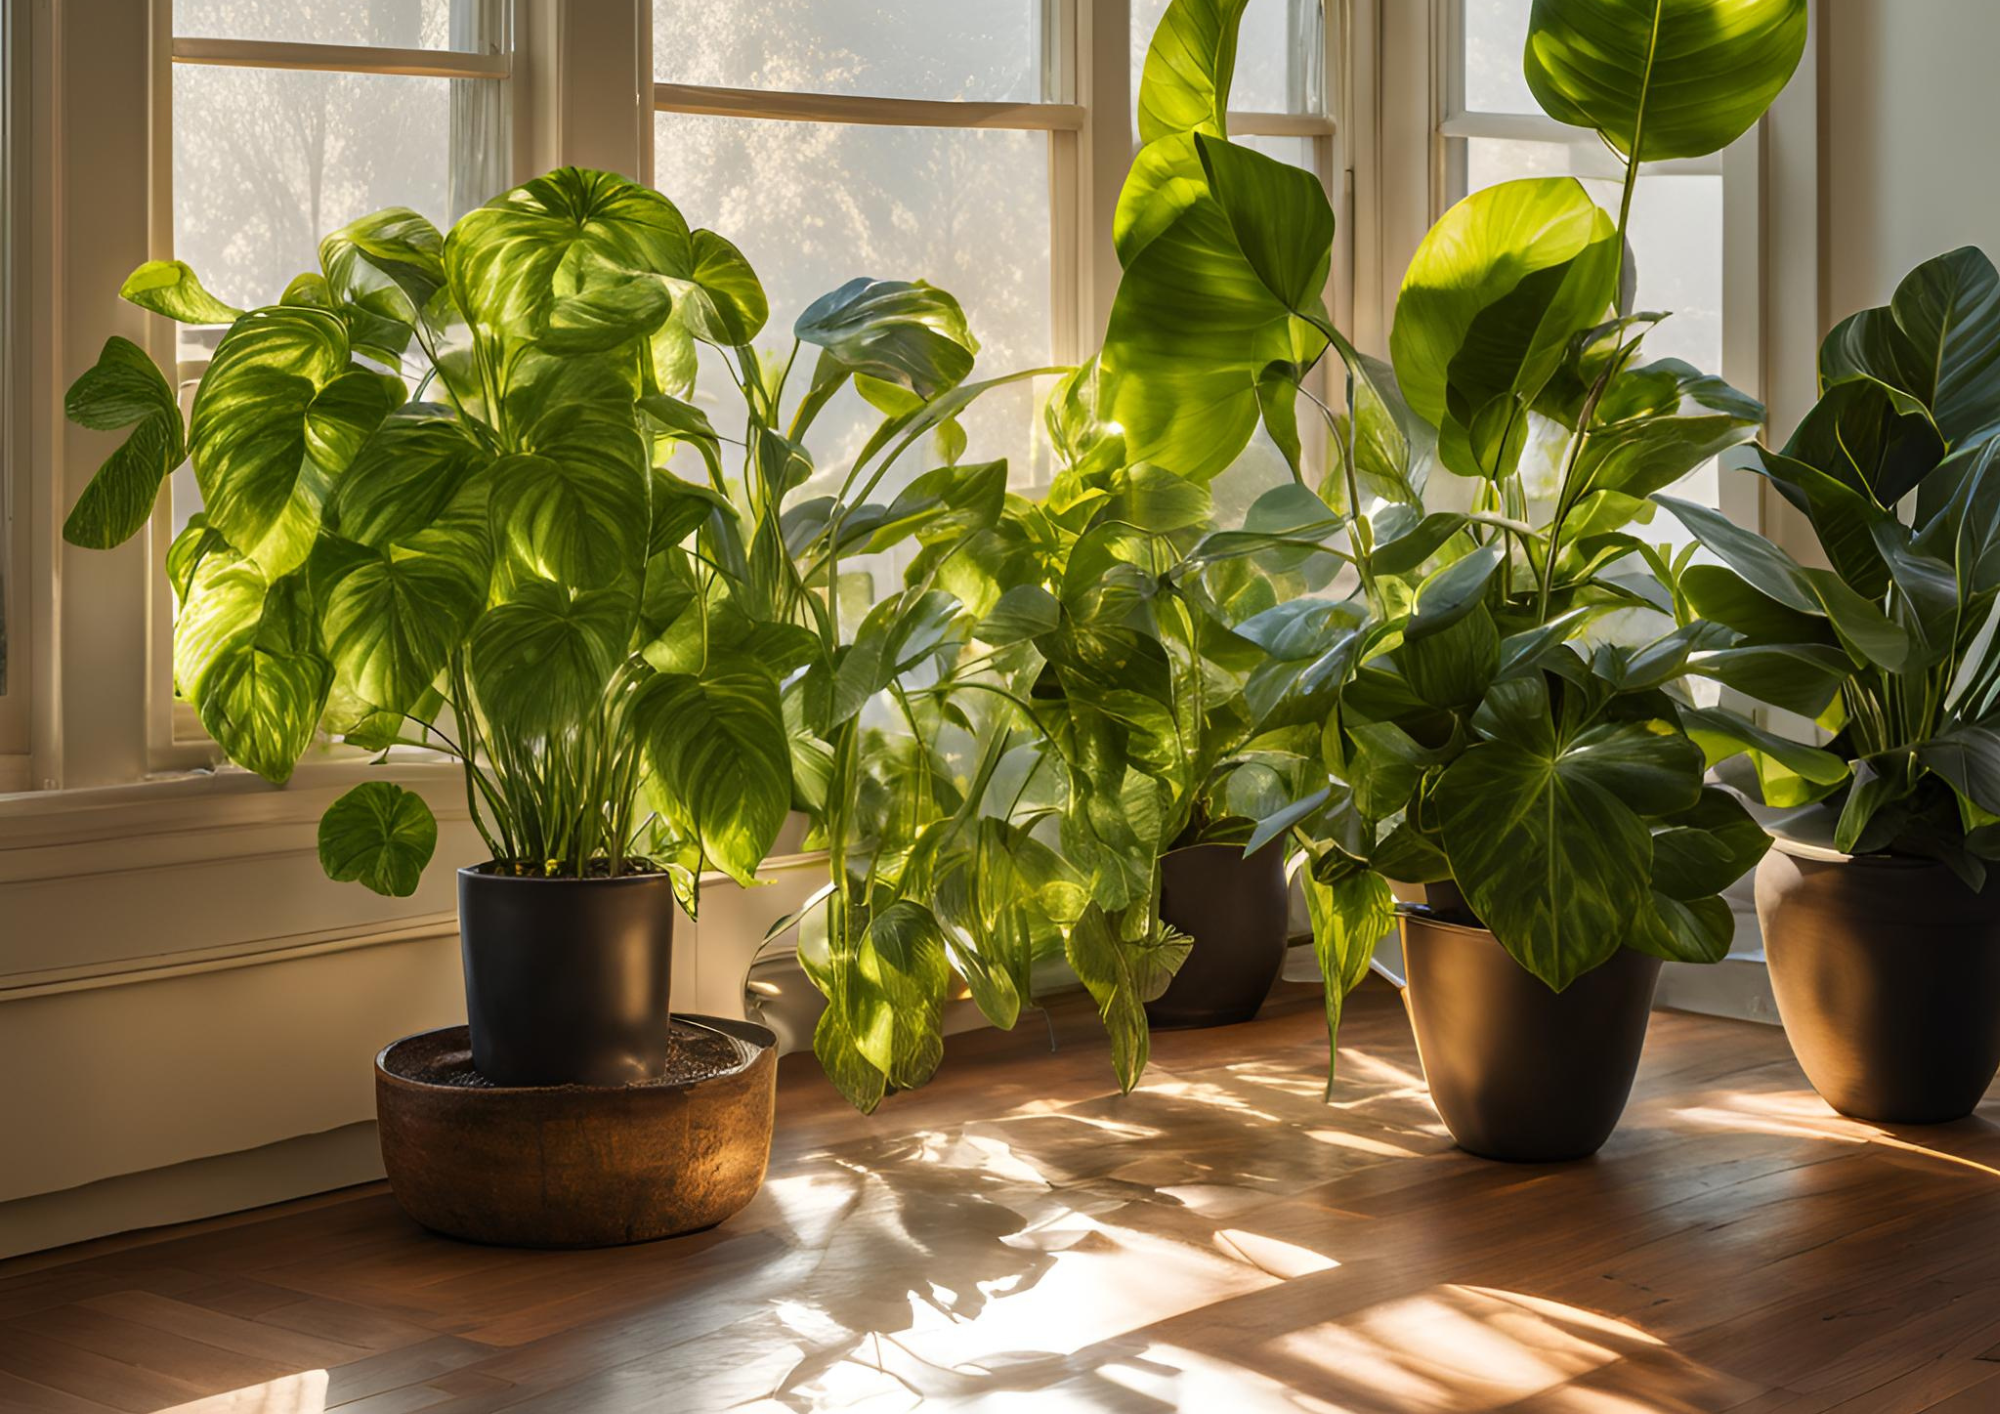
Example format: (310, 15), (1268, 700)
(158, 0), (514, 757)
(1, 0), (26, 781)
(1441, 0), (1758, 529)
(650, 1), (1337, 530)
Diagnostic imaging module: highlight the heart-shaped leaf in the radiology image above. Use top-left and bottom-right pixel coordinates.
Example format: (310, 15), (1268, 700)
(318, 781), (438, 898)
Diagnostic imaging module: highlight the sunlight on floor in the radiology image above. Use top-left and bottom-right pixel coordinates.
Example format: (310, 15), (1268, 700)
(1676, 1090), (2000, 1179)
(153, 1370), (327, 1414)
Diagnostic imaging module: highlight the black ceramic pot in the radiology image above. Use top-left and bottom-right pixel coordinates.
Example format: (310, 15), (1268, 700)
(458, 866), (677, 1087)
(1757, 842), (2000, 1123)
(1401, 911), (1661, 1161)
(1145, 842), (1290, 1030)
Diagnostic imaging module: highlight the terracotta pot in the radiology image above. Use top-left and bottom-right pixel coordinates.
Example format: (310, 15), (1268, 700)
(458, 866), (676, 1087)
(1145, 842), (1290, 1029)
(1401, 912), (1661, 1161)
(1757, 842), (2000, 1123)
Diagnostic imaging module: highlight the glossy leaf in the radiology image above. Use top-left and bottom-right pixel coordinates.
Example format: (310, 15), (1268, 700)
(637, 660), (794, 886)
(1821, 246), (2000, 448)
(1677, 704), (1849, 808)
(469, 581), (632, 740)
(1064, 904), (1191, 1093)
(794, 278), (978, 398)
(120, 259), (243, 324)
(1135, 0), (1249, 143)
(1304, 867), (1396, 1095)
(61, 337), (186, 549)
(1524, 0), (1808, 162)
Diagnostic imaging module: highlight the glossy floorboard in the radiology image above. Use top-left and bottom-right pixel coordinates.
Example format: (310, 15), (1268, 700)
(3, 979), (1999, 1413)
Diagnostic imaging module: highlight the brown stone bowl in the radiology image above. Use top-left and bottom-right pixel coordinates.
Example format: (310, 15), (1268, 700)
(375, 1016), (777, 1248)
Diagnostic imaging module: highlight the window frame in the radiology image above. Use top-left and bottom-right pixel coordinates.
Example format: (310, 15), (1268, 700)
(0, 0), (30, 788)
(147, 0), (525, 771)
(646, 0), (1347, 465)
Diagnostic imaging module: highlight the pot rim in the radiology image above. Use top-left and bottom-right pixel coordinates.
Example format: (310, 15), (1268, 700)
(458, 861), (675, 886)
(1766, 835), (1955, 869)
(374, 1015), (776, 1097)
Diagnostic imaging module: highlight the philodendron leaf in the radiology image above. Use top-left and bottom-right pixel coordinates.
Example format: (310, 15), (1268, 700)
(637, 660), (793, 886)
(1064, 904), (1192, 1093)
(62, 336), (186, 549)
(336, 408), (491, 548)
(539, 278), (673, 354)
(1820, 246), (2000, 449)
(1677, 704), (1850, 808)
(794, 278), (978, 399)
(444, 167), (692, 336)
(318, 545), (485, 719)
(490, 401), (651, 590)
(1579, 359), (1764, 500)
(1136, 0), (1250, 143)
(1525, 0), (1808, 162)
(318, 781), (437, 898)
(1304, 867), (1397, 1096)
(1436, 700), (1706, 989)
(120, 260), (243, 324)
(469, 581), (633, 740)
(676, 228), (768, 347)
(848, 900), (951, 1091)
(1102, 136), (1333, 480)
(1391, 178), (1618, 480)
(189, 306), (400, 578)
(319, 208), (447, 357)
(173, 547), (330, 784)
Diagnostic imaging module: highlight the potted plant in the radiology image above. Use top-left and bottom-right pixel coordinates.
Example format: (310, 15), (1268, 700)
(1100, 0), (1807, 1158)
(1655, 246), (2000, 1123)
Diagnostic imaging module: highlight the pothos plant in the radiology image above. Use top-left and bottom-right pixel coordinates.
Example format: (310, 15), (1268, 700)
(1095, 0), (1808, 1076)
(60, 167), (1029, 916)
(1654, 246), (2000, 889)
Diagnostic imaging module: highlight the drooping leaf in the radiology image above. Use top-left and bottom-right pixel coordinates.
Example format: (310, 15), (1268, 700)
(62, 337), (186, 549)
(1304, 866), (1396, 1096)
(794, 277), (978, 399)
(636, 659), (793, 886)
(318, 781), (438, 898)
(1064, 904), (1192, 1093)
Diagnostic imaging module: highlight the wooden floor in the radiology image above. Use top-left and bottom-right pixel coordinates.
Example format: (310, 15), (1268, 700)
(4, 980), (2000, 1413)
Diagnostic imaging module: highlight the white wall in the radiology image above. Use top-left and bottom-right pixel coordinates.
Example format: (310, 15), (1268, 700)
(1823, 0), (2000, 321)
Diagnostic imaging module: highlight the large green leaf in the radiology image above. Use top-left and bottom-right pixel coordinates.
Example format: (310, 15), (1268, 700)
(1821, 247), (2000, 448)
(120, 260), (243, 325)
(1102, 135), (1332, 480)
(335, 408), (491, 548)
(1437, 702), (1704, 988)
(189, 307), (399, 577)
(793, 278), (978, 399)
(318, 782), (437, 898)
(445, 167), (692, 336)
(1916, 724), (2000, 818)
(318, 544), (485, 717)
(468, 581), (633, 739)
(320, 207), (447, 359)
(1064, 904), (1191, 1093)
(173, 548), (330, 784)
(636, 660), (793, 886)
(62, 337), (187, 549)
(1525, 0), (1808, 162)
(1135, 0), (1249, 143)
(1390, 179), (1617, 480)
(847, 900), (951, 1091)
(675, 228), (768, 347)
(489, 371), (651, 589)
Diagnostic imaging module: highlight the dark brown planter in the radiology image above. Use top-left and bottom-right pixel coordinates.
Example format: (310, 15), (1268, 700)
(1145, 842), (1290, 1030)
(1401, 912), (1661, 1161)
(1757, 842), (2000, 1123)
(458, 865), (676, 1087)
(375, 1018), (776, 1248)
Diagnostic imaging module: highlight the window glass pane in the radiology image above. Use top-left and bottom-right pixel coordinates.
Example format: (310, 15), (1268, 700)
(172, 64), (506, 362)
(653, 113), (1053, 526)
(1132, 0), (1322, 117)
(172, 0), (485, 52)
(1462, 0), (1536, 114)
(652, 1), (1044, 102)
(1464, 138), (1726, 514)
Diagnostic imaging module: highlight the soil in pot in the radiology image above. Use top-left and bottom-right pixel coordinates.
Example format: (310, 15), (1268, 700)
(1146, 841), (1290, 1029)
(458, 863), (678, 1087)
(1757, 842), (2000, 1124)
(1401, 905), (1661, 1162)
